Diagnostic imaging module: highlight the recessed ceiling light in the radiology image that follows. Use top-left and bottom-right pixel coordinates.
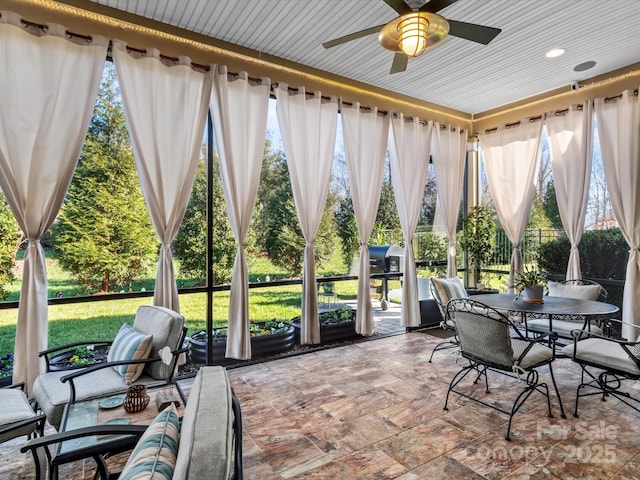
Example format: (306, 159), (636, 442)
(574, 61), (596, 72)
(545, 48), (565, 58)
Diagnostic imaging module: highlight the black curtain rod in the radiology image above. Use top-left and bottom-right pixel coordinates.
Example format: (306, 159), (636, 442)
(604, 89), (639, 102)
(19, 17), (92, 43)
(125, 45), (210, 71)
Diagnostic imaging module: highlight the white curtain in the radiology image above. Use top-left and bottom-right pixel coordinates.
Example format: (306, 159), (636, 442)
(595, 90), (640, 340)
(341, 103), (390, 335)
(113, 42), (213, 312)
(480, 119), (543, 291)
(209, 67), (270, 359)
(545, 103), (593, 280)
(431, 124), (467, 277)
(275, 85), (338, 344)
(388, 115), (433, 327)
(0, 13), (107, 392)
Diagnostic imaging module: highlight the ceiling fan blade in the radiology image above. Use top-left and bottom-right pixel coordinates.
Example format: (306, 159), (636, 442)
(447, 20), (501, 45)
(390, 52), (409, 74)
(419, 0), (460, 13)
(383, 0), (412, 15)
(322, 24), (386, 49)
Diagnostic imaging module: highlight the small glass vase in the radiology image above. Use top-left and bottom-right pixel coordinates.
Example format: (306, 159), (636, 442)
(123, 385), (150, 413)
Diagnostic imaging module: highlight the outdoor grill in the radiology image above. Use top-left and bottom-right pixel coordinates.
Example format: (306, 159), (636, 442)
(368, 245), (404, 310)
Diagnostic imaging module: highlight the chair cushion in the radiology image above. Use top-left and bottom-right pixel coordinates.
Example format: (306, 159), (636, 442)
(0, 388), (38, 442)
(526, 318), (602, 339)
(430, 276), (468, 307)
(133, 306), (185, 381)
(547, 281), (601, 301)
(174, 366), (234, 480)
(32, 368), (162, 430)
(119, 403), (180, 480)
(108, 324), (153, 384)
(511, 338), (553, 369)
(561, 338), (640, 376)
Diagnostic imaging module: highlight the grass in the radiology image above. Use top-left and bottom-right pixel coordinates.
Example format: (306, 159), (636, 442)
(0, 245), (413, 363)
(0, 249), (357, 357)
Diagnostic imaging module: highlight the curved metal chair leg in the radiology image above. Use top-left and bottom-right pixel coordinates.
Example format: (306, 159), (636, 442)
(547, 363), (566, 418)
(428, 339), (458, 362)
(444, 363), (475, 411)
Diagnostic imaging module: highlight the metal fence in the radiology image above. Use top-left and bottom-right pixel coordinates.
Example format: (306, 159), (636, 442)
(486, 228), (564, 270)
(413, 228), (565, 270)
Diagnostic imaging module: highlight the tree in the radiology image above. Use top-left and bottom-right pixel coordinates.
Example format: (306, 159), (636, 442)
(0, 195), (20, 300)
(542, 180), (563, 229)
(53, 64), (157, 293)
(255, 142), (338, 275)
(528, 194), (553, 229)
(174, 158), (236, 284)
(376, 180), (401, 234)
(419, 165), (438, 226)
(335, 196), (358, 269)
(459, 205), (495, 283)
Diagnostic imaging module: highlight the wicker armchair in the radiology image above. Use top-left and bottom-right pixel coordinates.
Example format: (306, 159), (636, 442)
(444, 298), (565, 440)
(561, 319), (640, 417)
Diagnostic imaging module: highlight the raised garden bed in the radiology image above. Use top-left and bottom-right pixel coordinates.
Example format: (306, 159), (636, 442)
(189, 320), (295, 366)
(48, 344), (110, 371)
(292, 307), (361, 345)
(0, 354), (13, 386)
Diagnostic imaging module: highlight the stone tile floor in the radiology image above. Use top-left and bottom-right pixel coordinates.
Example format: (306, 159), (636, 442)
(3, 329), (640, 479)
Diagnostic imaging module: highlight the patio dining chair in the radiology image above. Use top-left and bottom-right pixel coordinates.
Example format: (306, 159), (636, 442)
(444, 298), (565, 440)
(561, 319), (640, 417)
(32, 305), (187, 430)
(319, 282), (338, 307)
(427, 276), (468, 362)
(0, 382), (45, 444)
(524, 278), (609, 341)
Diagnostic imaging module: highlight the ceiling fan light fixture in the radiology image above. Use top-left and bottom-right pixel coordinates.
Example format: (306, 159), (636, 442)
(398, 14), (429, 57)
(379, 12), (449, 57)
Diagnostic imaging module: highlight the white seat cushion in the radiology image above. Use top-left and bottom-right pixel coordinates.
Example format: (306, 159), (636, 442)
(511, 338), (554, 369)
(0, 388), (38, 442)
(526, 318), (602, 338)
(561, 338), (640, 376)
(547, 281), (601, 301)
(32, 368), (163, 430)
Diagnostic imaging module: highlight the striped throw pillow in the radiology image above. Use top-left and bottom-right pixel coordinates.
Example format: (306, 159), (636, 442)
(108, 324), (153, 384)
(119, 404), (180, 480)
(430, 276), (468, 308)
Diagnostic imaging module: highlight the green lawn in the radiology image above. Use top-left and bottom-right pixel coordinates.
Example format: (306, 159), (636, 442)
(0, 247), (418, 359)
(0, 286), (310, 356)
(0, 249), (358, 356)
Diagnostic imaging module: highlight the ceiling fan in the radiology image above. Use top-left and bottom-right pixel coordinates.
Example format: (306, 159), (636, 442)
(322, 0), (501, 74)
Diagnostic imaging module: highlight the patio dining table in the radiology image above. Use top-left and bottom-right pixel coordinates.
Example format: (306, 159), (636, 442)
(469, 293), (620, 339)
(470, 293), (618, 317)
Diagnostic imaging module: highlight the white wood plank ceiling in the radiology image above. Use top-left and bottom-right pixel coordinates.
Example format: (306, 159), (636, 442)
(89, 0), (640, 114)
